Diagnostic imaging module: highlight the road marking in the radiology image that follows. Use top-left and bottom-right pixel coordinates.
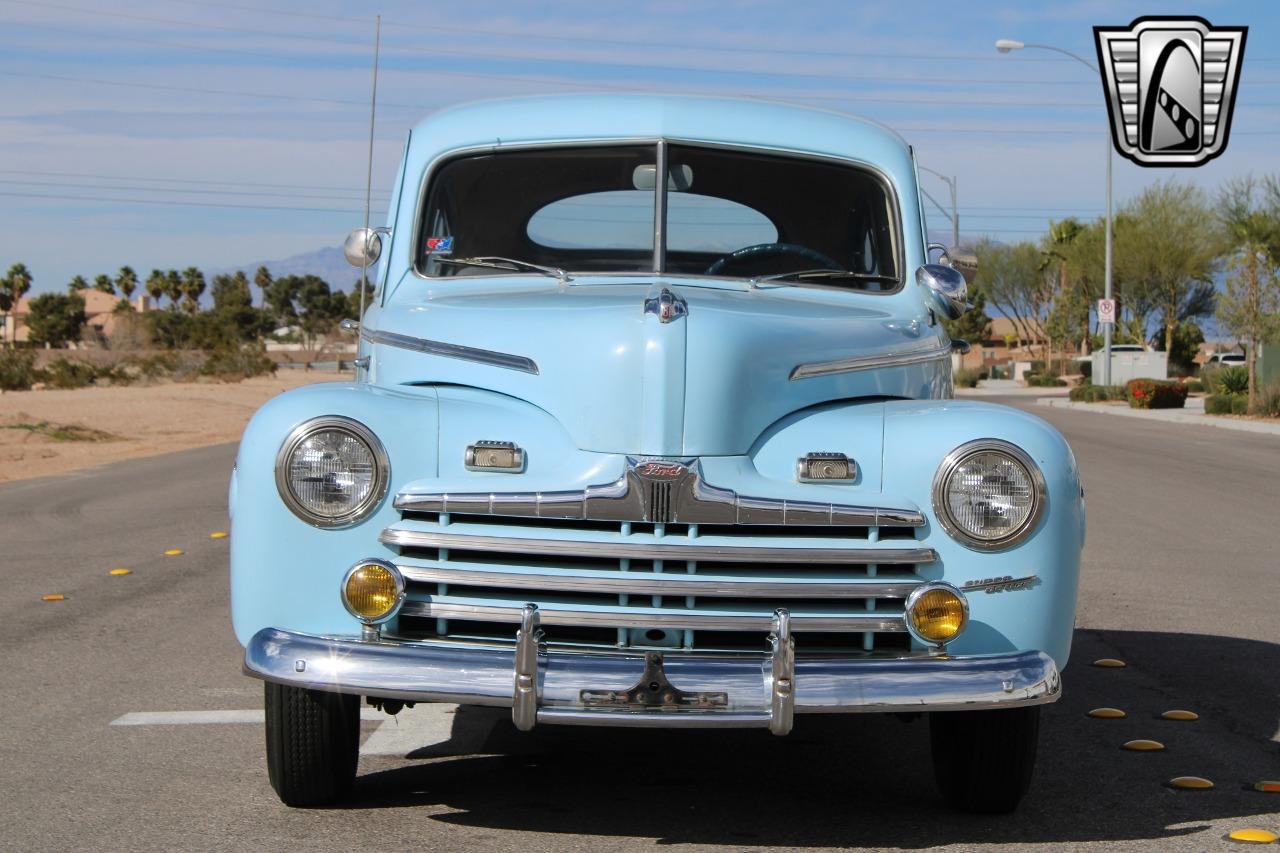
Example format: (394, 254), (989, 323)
(111, 709), (383, 726)
(108, 705), (491, 756)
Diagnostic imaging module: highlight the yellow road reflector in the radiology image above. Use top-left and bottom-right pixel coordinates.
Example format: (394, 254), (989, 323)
(41, 594), (66, 601)
(1088, 707), (1126, 719)
(1093, 658), (1126, 668)
(164, 549), (183, 556)
(1170, 776), (1213, 789)
(1162, 709), (1199, 721)
(209, 531), (228, 539)
(1255, 781), (1280, 793)
(109, 568), (132, 576)
(1123, 739), (1165, 751)
(1228, 828), (1278, 844)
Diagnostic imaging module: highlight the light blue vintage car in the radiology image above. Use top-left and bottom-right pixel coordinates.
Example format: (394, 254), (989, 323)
(231, 94), (1083, 812)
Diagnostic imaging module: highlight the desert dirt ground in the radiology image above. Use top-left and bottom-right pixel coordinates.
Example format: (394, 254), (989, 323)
(0, 368), (347, 483)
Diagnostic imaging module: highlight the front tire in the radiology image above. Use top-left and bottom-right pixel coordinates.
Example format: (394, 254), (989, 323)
(929, 705), (1041, 814)
(264, 682), (360, 807)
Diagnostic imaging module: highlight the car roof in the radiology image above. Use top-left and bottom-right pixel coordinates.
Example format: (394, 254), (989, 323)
(407, 94), (915, 181)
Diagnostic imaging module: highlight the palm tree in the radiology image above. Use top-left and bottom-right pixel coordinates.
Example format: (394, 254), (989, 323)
(181, 266), (206, 314)
(67, 275), (88, 293)
(145, 269), (166, 309)
(116, 266), (138, 302)
(254, 266), (272, 309)
(4, 263), (33, 347)
(93, 274), (115, 295)
(165, 270), (182, 310)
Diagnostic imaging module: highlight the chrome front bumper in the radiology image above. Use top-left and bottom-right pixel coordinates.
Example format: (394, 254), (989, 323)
(245, 618), (1061, 736)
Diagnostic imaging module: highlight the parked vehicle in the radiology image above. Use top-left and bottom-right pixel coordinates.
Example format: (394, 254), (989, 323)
(231, 95), (1084, 813)
(1206, 352), (1246, 368)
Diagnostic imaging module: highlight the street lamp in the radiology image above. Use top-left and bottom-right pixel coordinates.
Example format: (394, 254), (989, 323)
(996, 38), (1114, 386)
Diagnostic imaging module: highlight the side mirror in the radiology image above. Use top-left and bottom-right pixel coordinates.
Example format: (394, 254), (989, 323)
(927, 243), (978, 285)
(343, 227), (384, 268)
(916, 263), (968, 320)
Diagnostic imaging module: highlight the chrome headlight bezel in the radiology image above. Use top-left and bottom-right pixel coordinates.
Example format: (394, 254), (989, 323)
(274, 415), (390, 529)
(931, 439), (1047, 551)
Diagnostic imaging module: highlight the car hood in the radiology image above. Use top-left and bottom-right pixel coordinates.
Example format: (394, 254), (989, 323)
(367, 278), (948, 455)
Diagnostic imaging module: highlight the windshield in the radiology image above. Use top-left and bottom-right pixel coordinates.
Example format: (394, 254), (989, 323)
(417, 143), (900, 290)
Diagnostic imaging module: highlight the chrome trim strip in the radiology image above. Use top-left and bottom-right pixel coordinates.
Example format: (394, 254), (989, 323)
(397, 563), (922, 598)
(381, 528), (935, 565)
(360, 327), (539, 375)
(536, 708), (771, 728)
(245, 628), (1063, 714)
(399, 600), (906, 633)
(395, 457), (926, 527)
(790, 339), (952, 381)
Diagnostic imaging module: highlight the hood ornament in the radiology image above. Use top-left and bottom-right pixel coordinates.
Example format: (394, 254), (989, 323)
(644, 288), (688, 324)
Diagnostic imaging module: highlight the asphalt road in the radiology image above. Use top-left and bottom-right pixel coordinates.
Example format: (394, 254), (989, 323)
(2, 400), (1278, 852)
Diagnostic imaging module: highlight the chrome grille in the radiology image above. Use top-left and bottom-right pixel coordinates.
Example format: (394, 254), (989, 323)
(380, 512), (933, 653)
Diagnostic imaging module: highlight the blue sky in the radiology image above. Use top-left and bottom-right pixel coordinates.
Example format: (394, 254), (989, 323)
(1, 0), (1276, 294)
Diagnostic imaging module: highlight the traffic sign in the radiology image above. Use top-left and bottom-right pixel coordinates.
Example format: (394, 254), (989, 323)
(1097, 298), (1117, 325)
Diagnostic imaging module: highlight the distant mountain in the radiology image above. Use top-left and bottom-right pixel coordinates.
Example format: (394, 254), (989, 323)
(216, 246), (364, 291)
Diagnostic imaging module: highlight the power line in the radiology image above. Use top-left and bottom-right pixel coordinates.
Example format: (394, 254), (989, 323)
(0, 189), (384, 215)
(0, 168), (389, 195)
(0, 178), (387, 203)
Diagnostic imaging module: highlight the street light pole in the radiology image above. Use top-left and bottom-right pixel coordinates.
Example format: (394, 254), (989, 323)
(919, 166), (959, 247)
(996, 39), (1113, 386)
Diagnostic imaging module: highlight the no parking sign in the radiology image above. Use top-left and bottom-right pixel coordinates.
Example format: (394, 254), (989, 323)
(1097, 298), (1117, 325)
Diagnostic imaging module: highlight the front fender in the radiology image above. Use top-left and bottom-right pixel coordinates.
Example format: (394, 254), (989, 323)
(882, 400), (1084, 669)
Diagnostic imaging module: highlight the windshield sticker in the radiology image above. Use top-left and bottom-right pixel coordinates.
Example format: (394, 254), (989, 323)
(425, 237), (454, 255)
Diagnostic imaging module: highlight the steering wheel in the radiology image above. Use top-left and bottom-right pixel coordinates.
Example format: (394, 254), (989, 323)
(704, 242), (843, 276)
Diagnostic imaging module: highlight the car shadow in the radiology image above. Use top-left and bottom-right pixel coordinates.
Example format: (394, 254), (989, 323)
(343, 629), (1280, 848)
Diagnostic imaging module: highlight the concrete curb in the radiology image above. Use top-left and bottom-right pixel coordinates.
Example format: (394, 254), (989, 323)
(1036, 397), (1280, 437)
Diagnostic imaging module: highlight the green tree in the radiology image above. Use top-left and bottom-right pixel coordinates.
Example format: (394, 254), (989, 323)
(293, 275), (343, 348)
(116, 266), (138, 301)
(264, 274), (299, 328)
(1150, 321), (1205, 376)
(254, 266), (273, 309)
(1120, 181), (1220, 353)
(68, 275), (88, 293)
(973, 240), (1050, 359)
(94, 273), (115, 295)
(211, 271), (268, 341)
(165, 269), (183, 310)
(180, 267), (206, 314)
(26, 292), (86, 347)
(1215, 176), (1280, 408)
(3, 263), (33, 347)
(145, 269), (166, 308)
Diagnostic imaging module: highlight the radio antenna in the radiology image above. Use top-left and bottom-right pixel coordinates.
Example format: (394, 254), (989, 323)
(357, 15), (381, 347)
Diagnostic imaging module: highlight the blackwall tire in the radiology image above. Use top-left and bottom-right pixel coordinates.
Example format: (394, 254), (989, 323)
(264, 682), (359, 807)
(929, 705), (1041, 814)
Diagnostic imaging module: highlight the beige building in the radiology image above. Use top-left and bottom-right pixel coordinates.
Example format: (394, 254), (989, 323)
(2, 289), (150, 346)
(955, 316), (1080, 373)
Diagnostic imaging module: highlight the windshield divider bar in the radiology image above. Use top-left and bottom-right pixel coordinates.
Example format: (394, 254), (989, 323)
(653, 139), (668, 274)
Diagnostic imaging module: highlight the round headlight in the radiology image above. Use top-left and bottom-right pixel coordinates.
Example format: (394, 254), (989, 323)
(275, 416), (388, 528)
(342, 559), (404, 623)
(932, 439), (1046, 550)
(905, 582), (968, 646)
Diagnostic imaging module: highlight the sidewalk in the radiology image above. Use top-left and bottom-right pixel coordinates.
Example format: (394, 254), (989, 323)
(1036, 396), (1280, 437)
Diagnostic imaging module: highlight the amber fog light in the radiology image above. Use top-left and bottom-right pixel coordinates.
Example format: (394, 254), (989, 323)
(905, 582), (968, 646)
(341, 559), (405, 624)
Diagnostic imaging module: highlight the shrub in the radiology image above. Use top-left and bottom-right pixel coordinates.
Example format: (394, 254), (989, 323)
(1255, 381), (1280, 418)
(41, 358), (100, 389)
(1026, 374), (1067, 387)
(200, 343), (276, 381)
(1125, 378), (1187, 409)
(1217, 366), (1249, 396)
(1071, 384), (1125, 403)
(953, 368), (981, 388)
(1069, 384), (1090, 402)
(1232, 396), (1249, 415)
(0, 349), (39, 391)
(1205, 394), (1234, 415)
(1184, 379), (1204, 393)
(1078, 360), (1092, 380)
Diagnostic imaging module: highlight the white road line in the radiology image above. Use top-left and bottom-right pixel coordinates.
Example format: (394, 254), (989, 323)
(110, 709), (384, 726)
(109, 705), (489, 757)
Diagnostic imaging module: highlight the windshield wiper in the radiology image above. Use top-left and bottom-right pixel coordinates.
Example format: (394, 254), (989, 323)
(435, 256), (572, 282)
(748, 269), (899, 288)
